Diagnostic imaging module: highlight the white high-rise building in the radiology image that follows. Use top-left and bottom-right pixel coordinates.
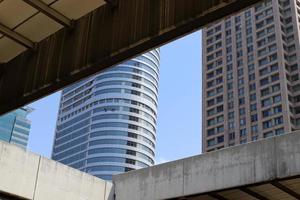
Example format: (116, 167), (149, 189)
(52, 49), (159, 180)
(202, 0), (300, 152)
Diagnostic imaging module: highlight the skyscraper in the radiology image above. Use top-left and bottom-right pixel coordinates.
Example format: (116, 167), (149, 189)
(52, 50), (159, 180)
(0, 107), (32, 148)
(202, 0), (300, 152)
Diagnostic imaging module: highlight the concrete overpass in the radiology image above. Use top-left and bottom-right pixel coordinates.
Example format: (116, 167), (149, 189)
(0, 0), (262, 115)
(1, 131), (300, 199)
(114, 131), (300, 200)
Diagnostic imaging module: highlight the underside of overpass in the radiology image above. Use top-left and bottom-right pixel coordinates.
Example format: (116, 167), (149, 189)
(0, 0), (262, 115)
(172, 177), (300, 200)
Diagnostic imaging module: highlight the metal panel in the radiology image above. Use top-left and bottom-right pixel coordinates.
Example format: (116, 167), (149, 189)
(0, 0), (262, 115)
(23, 0), (72, 27)
(0, 22), (34, 48)
(271, 181), (300, 199)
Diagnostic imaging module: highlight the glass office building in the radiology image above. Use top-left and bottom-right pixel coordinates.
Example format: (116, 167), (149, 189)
(52, 49), (159, 180)
(0, 108), (32, 148)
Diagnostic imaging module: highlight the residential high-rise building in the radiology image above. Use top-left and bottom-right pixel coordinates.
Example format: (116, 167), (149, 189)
(52, 50), (159, 180)
(0, 108), (32, 148)
(202, 0), (300, 152)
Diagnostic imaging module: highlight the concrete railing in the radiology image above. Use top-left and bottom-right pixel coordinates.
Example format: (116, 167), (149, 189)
(0, 142), (113, 200)
(1, 131), (300, 200)
(113, 131), (300, 200)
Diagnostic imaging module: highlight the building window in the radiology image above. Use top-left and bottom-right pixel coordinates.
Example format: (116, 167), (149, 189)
(240, 139), (247, 144)
(207, 119), (215, 126)
(216, 96), (224, 103)
(228, 83), (233, 91)
(228, 122), (235, 129)
(240, 129), (247, 137)
(247, 36), (253, 44)
(228, 92), (233, 99)
(248, 64), (255, 72)
(252, 136), (258, 141)
(249, 83), (256, 91)
(245, 10), (251, 18)
(217, 105), (224, 113)
(264, 131), (273, 138)
(207, 108), (215, 116)
(260, 78), (269, 86)
(217, 126), (224, 133)
(261, 98), (271, 107)
(229, 132), (235, 140)
(236, 41), (242, 49)
(275, 128), (284, 135)
(225, 20), (231, 28)
(250, 104), (257, 112)
(248, 54), (254, 62)
(216, 77), (223, 84)
(274, 116), (283, 125)
(239, 98), (245, 105)
(251, 114), (258, 122)
(274, 105), (282, 114)
(238, 88), (245, 96)
(273, 95), (281, 103)
(238, 78), (244, 85)
(227, 64), (233, 71)
(262, 109), (271, 118)
(217, 136), (224, 143)
(260, 88), (270, 97)
(237, 68), (243, 76)
(251, 125), (258, 133)
(250, 93), (257, 102)
(239, 108), (246, 115)
(240, 118), (246, 126)
(228, 101), (234, 109)
(271, 74), (279, 82)
(217, 115), (224, 123)
(227, 73), (233, 80)
(207, 99), (215, 107)
(263, 120), (272, 129)
(228, 112), (234, 119)
(207, 139), (216, 147)
(215, 25), (221, 32)
(207, 129), (215, 137)
(249, 73), (255, 81)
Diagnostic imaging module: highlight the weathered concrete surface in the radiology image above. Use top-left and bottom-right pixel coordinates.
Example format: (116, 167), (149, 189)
(113, 132), (300, 200)
(0, 142), (39, 199)
(0, 141), (112, 200)
(1, 132), (300, 200)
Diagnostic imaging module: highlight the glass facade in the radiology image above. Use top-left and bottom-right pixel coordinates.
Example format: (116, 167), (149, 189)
(52, 49), (159, 180)
(0, 108), (32, 148)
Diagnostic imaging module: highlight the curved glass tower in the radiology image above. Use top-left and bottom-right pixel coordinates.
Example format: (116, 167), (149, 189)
(52, 49), (159, 180)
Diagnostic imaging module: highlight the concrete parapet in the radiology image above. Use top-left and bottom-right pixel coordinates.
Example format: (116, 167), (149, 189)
(113, 132), (300, 200)
(0, 141), (112, 200)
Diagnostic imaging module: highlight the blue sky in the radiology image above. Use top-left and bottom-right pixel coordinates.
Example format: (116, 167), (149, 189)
(27, 30), (202, 164)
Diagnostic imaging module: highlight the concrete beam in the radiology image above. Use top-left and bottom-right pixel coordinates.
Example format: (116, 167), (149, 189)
(0, 142), (39, 199)
(0, 0), (262, 115)
(0, 141), (113, 200)
(23, 0), (73, 27)
(113, 132), (300, 200)
(0, 23), (34, 49)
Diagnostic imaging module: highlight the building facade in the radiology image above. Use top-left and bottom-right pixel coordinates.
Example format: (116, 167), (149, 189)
(0, 108), (32, 148)
(52, 49), (159, 180)
(202, 0), (300, 152)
